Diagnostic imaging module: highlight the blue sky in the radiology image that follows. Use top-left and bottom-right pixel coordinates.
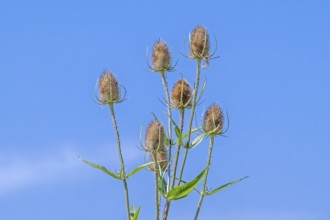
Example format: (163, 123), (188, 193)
(0, 0), (330, 219)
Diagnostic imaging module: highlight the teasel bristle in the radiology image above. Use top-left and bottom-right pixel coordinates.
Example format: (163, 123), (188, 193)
(152, 40), (171, 72)
(190, 25), (210, 59)
(149, 151), (168, 172)
(171, 79), (192, 109)
(99, 71), (120, 104)
(145, 120), (166, 152)
(203, 104), (224, 135)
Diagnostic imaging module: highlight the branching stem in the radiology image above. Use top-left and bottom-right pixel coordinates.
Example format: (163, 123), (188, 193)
(153, 152), (160, 220)
(160, 72), (173, 187)
(178, 58), (202, 185)
(194, 135), (215, 220)
(109, 104), (131, 220)
(163, 108), (185, 220)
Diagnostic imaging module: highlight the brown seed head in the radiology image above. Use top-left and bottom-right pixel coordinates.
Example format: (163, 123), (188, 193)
(152, 40), (171, 72)
(172, 79), (192, 108)
(99, 71), (120, 104)
(190, 26), (210, 59)
(149, 151), (168, 172)
(203, 104), (224, 134)
(145, 120), (166, 152)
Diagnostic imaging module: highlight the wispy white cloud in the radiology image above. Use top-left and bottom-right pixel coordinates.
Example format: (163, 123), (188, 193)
(0, 148), (80, 196)
(0, 141), (144, 196)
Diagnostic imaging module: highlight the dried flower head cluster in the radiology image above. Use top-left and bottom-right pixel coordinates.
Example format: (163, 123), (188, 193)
(171, 79), (192, 108)
(99, 71), (120, 104)
(190, 26), (210, 59)
(203, 104), (224, 134)
(152, 40), (171, 72)
(149, 151), (168, 172)
(145, 120), (166, 152)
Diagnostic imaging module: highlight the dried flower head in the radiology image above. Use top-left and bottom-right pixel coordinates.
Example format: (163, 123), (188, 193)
(149, 151), (168, 172)
(172, 79), (192, 108)
(99, 71), (120, 104)
(145, 120), (166, 152)
(152, 40), (171, 72)
(190, 26), (210, 59)
(203, 104), (224, 134)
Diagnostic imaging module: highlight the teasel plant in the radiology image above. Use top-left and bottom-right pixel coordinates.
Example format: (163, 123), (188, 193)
(81, 25), (248, 220)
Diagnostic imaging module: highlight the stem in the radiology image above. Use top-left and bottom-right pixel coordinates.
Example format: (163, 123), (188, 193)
(178, 58), (202, 185)
(163, 108), (185, 220)
(194, 136), (215, 220)
(153, 152), (160, 220)
(160, 72), (172, 187)
(109, 104), (131, 220)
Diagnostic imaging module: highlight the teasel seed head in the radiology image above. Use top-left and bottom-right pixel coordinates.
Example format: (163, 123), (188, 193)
(149, 151), (168, 172)
(99, 71), (120, 104)
(145, 120), (166, 152)
(190, 25), (210, 60)
(152, 40), (172, 72)
(203, 104), (224, 135)
(171, 79), (192, 109)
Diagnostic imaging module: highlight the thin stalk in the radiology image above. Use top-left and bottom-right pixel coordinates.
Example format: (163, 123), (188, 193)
(163, 108), (185, 220)
(109, 104), (131, 220)
(153, 152), (160, 220)
(194, 135), (215, 220)
(160, 72), (172, 187)
(178, 58), (202, 185)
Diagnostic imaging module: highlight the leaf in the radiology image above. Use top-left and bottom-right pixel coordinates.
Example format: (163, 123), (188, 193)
(158, 175), (168, 197)
(166, 166), (209, 200)
(206, 176), (249, 196)
(81, 159), (122, 180)
(131, 206), (141, 220)
(190, 133), (207, 149)
(126, 162), (154, 179)
(175, 178), (202, 195)
(181, 127), (200, 140)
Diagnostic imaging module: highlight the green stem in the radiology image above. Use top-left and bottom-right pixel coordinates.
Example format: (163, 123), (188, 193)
(109, 104), (131, 220)
(194, 135), (215, 220)
(153, 152), (160, 220)
(178, 58), (202, 185)
(160, 72), (172, 187)
(163, 108), (185, 220)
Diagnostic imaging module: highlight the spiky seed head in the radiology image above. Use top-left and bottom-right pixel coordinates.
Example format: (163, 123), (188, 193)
(203, 104), (224, 134)
(99, 71), (120, 104)
(190, 26), (210, 59)
(152, 40), (171, 72)
(145, 120), (166, 152)
(172, 79), (192, 108)
(149, 151), (168, 172)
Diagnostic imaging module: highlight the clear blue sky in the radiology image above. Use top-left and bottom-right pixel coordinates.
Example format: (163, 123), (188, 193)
(1, 0), (330, 219)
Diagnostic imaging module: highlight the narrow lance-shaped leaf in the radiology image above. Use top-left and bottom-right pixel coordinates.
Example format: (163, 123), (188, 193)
(81, 159), (122, 180)
(166, 166), (209, 200)
(126, 162), (154, 179)
(190, 133), (207, 149)
(130, 206), (141, 220)
(168, 113), (183, 146)
(158, 175), (168, 197)
(181, 127), (200, 140)
(206, 176), (249, 196)
(175, 178), (202, 195)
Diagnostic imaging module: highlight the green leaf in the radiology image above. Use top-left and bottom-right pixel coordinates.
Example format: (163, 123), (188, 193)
(81, 159), (122, 180)
(126, 162), (154, 179)
(151, 112), (159, 121)
(158, 175), (168, 197)
(206, 176), (249, 196)
(190, 133), (207, 149)
(181, 127), (200, 140)
(130, 206), (141, 220)
(166, 166), (209, 200)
